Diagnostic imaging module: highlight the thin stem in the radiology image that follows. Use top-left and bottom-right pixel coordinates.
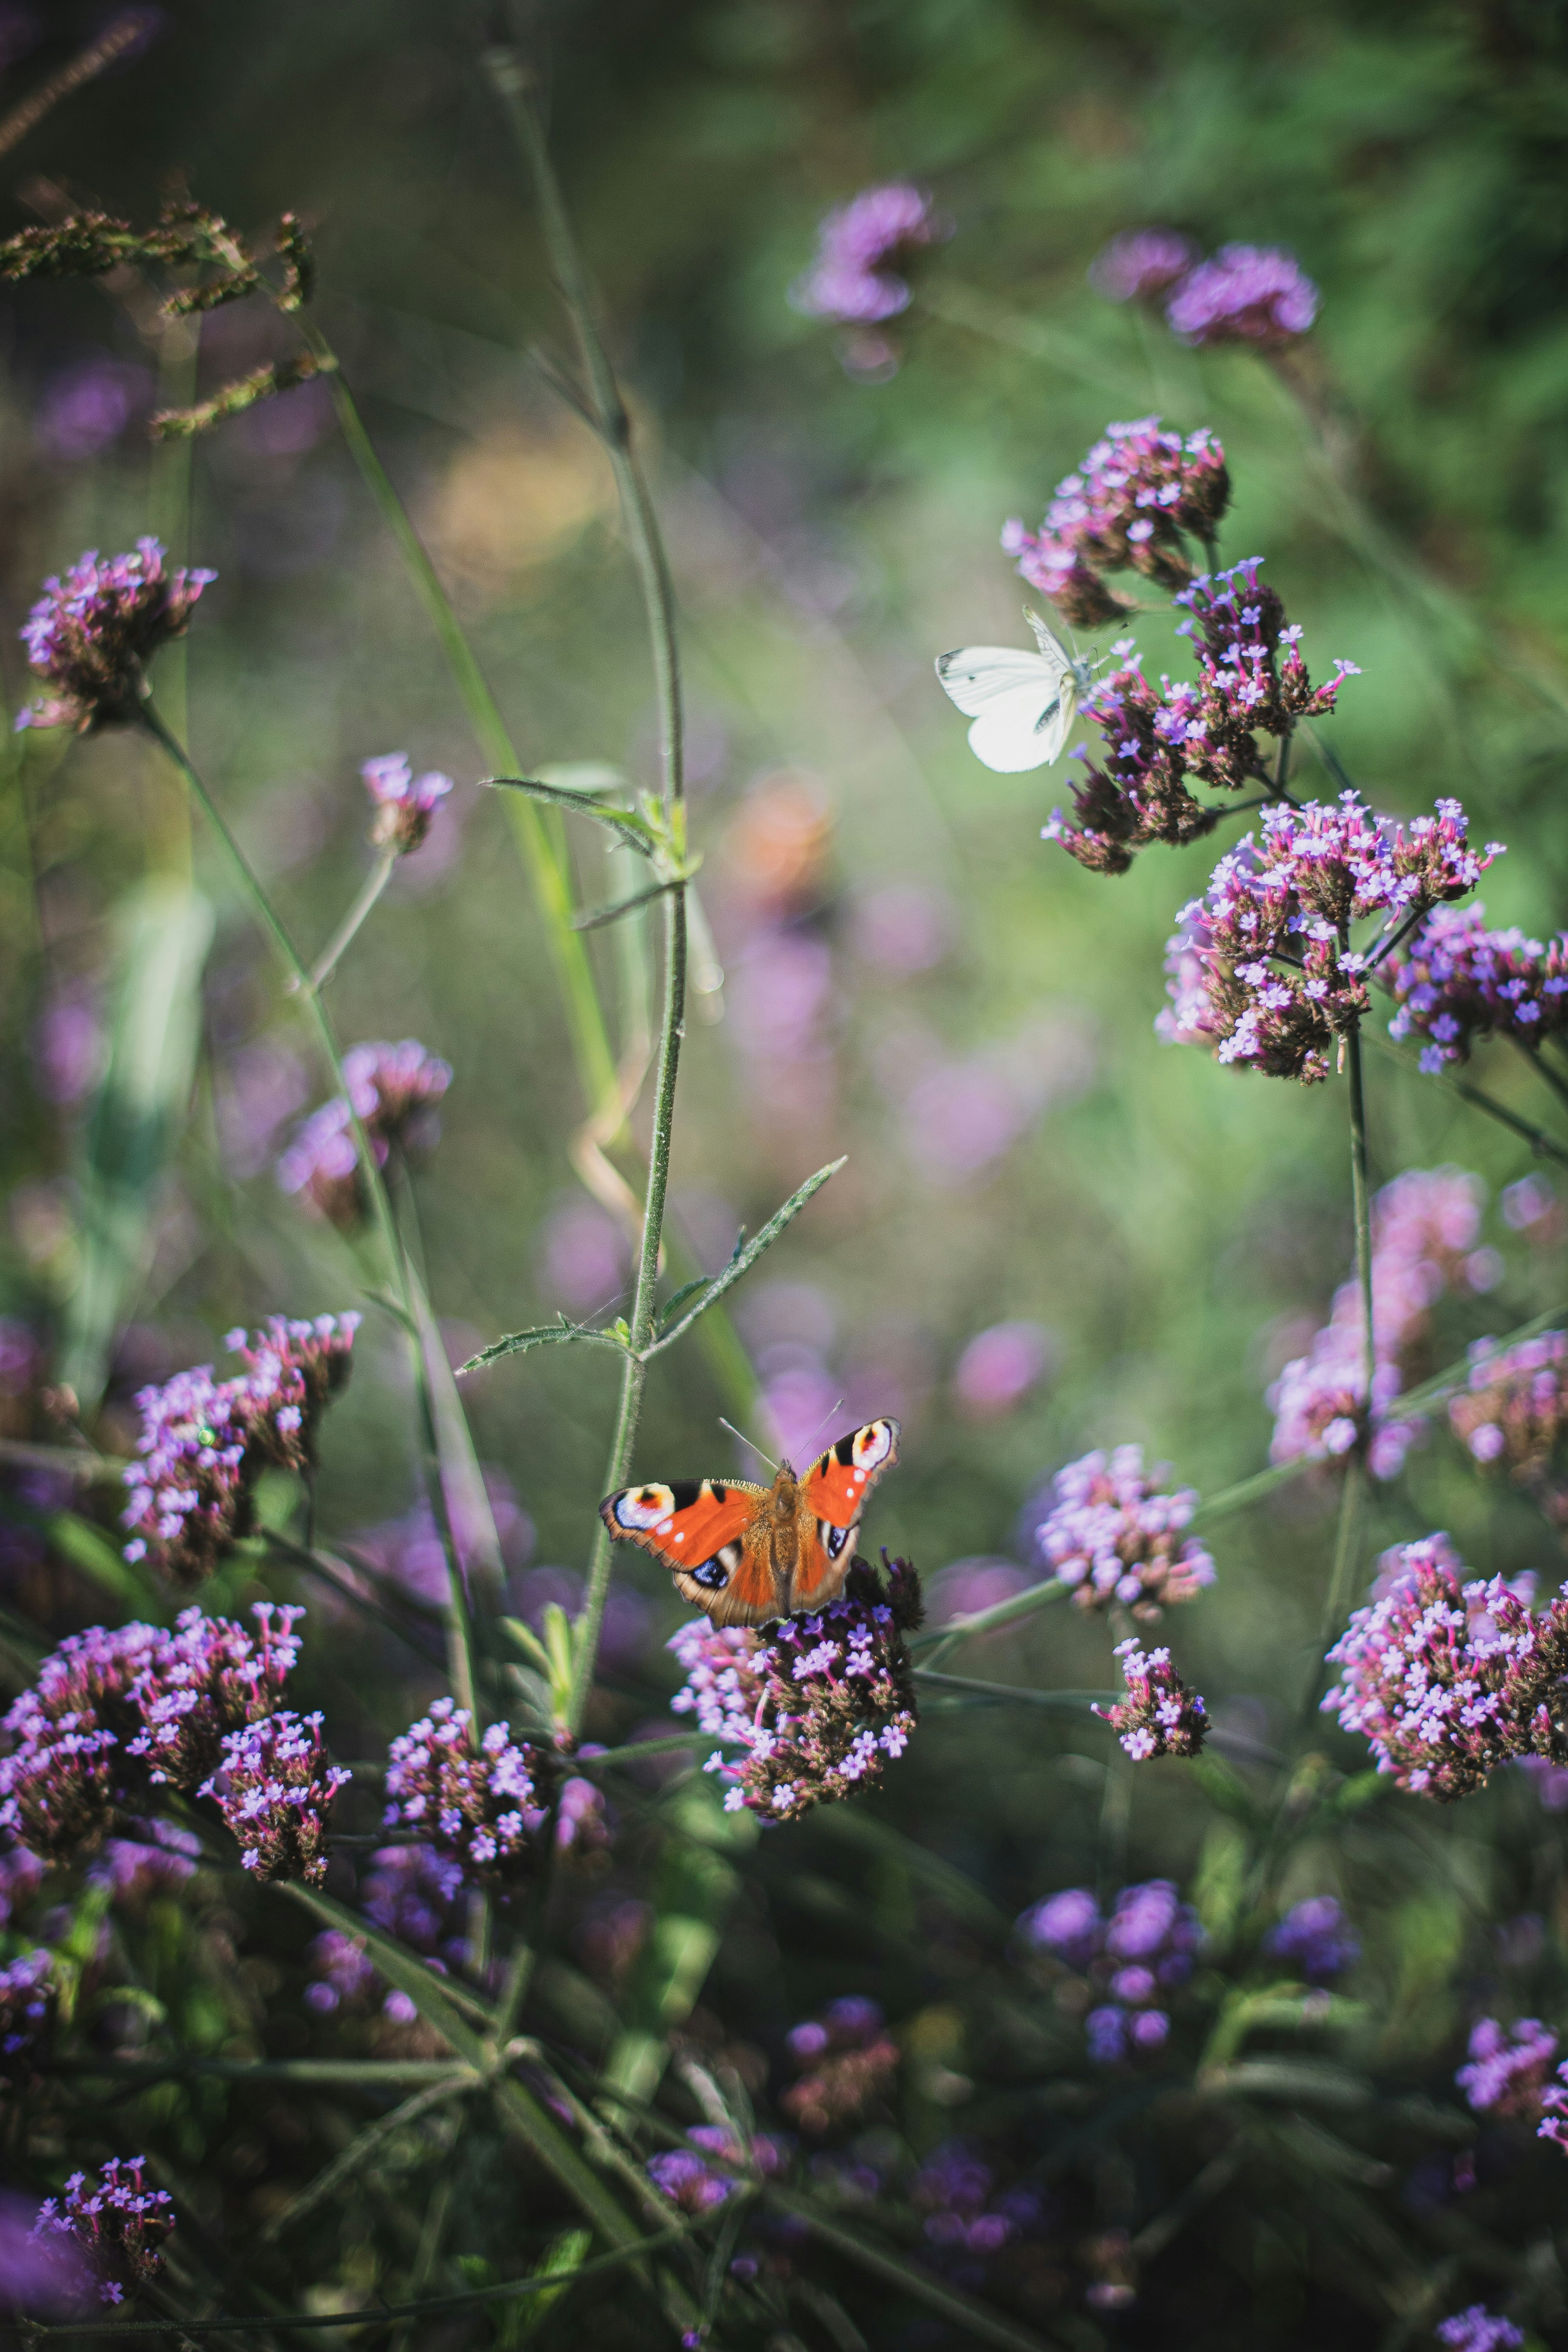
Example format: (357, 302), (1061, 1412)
(1361, 1027), (1568, 1166)
(1299, 1455), (1366, 1731)
(298, 847), (397, 991)
(258, 2077), (482, 2245)
(1274, 724), (1295, 797)
(1518, 1034), (1568, 1123)
(1345, 1020), (1376, 1409)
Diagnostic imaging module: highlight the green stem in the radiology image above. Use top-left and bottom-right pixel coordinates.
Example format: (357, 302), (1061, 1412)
(1301, 1454), (1366, 1729)
(299, 846), (397, 990)
(1361, 1027), (1568, 1166)
(1345, 1019), (1376, 1410)
(1518, 1033), (1568, 1124)
(258, 2077), (482, 2245)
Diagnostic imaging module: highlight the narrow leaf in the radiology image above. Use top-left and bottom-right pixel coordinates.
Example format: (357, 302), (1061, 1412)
(460, 1320), (631, 1375)
(571, 876), (686, 933)
(644, 1157), (847, 1356)
(482, 775), (659, 857)
(655, 1275), (710, 1334)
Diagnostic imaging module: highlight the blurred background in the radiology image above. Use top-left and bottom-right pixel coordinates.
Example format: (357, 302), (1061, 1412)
(4, 3), (1568, 2325)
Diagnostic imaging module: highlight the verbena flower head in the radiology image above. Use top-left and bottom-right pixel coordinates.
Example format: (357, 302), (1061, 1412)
(1538, 2057), (1568, 2153)
(360, 751), (454, 855)
(30, 2157), (174, 2305)
(1388, 901), (1568, 1071)
(383, 1698), (548, 1886)
(278, 1040), (451, 1228)
(0, 1949), (54, 2087)
(782, 1995), (899, 2133)
(912, 2142), (1050, 2265)
(1162, 793), (1496, 1084)
(1321, 1534), (1568, 1798)
(667, 1557), (921, 1824)
(1017, 1886), (1101, 1971)
(1021, 1880), (1201, 2061)
(1095, 1639), (1208, 1761)
(122, 1319), (359, 1582)
(1435, 2310), (1524, 2352)
(199, 1709), (349, 1886)
(1090, 229), (1198, 303)
(89, 1821), (200, 1904)
(645, 2147), (738, 2215)
(1032, 1444), (1214, 1619)
(1165, 244), (1319, 346)
(1449, 1332), (1568, 1502)
(305, 1927), (379, 2014)
(1265, 1895), (1359, 1983)
(1002, 417), (1230, 624)
(17, 538), (215, 731)
(1456, 2015), (1558, 2120)
(124, 1601), (303, 1787)
(791, 184), (948, 324)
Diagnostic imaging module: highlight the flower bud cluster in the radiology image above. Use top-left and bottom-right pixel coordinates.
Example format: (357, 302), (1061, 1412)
(1032, 1444), (1214, 1619)
(1002, 417), (1230, 627)
(1160, 794), (1496, 1083)
(791, 184), (948, 324)
(1449, 1332), (1568, 1503)
(361, 752), (454, 855)
(30, 2156), (175, 2305)
(782, 1996), (899, 2134)
(668, 1558), (921, 1823)
(17, 539), (215, 731)
(383, 1698), (547, 1885)
(1018, 1878), (1203, 2063)
(1095, 1639), (1208, 1761)
(1388, 902), (1568, 1071)
(122, 1316), (359, 1583)
(1263, 1895), (1359, 1983)
(277, 1041), (451, 1229)
(1093, 231), (1319, 348)
(199, 1710), (349, 1886)
(1322, 1535), (1568, 1798)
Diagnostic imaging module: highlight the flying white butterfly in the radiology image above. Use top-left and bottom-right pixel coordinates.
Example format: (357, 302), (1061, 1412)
(934, 608), (1096, 773)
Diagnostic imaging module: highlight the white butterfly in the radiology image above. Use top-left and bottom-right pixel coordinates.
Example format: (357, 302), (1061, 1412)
(934, 608), (1096, 773)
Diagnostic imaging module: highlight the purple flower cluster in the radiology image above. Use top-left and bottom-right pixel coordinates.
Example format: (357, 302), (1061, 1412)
(30, 2157), (174, 2305)
(1047, 559), (1360, 875)
(1321, 1535), (1568, 1798)
(360, 751), (454, 856)
(1002, 417), (1230, 628)
(199, 1710), (350, 1886)
(383, 1698), (547, 1886)
(668, 1558), (921, 1824)
(646, 2125), (785, 2220)
(1032, 1444), (1214, 1619)
(1160, 793), (1496, 1083)
(1269, 1165), (1492, 1478)
(1450, 1331), (1568, 1494)
(277, 1040), (452, 1228)
(1437, 2311), (1524, 2352)
(1095, 1638), (1208, 1761)
(306, 1843), (469, 2020)
(911, 2142), (1051, 2273)
(0, 1603), (301, 1862)
(1020, 1879), (1203, 2062)
(1264, 1895), (1359, 1983)
(1387, 903), (1568, 1071)
(0, 1949), (54, 2086)
(781, 1996), (899, 2134)
(88, 1821), (201, 1906)
(122, 1315), (359, 1584)
(1093, 231), (1319, 348)
(791, 184), (948, 324)
(1456, 2015), (1558, 2121)
(17, 538), (215, 731)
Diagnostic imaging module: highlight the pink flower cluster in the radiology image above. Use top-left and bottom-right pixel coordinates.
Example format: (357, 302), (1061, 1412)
(1160, 793), (1497, 1083)
(1095, 1639), (1208, 1761)
(277, 1040), (451, 1228)
(30, 2157), (174, 2305)
(1321, 1535), (1568, 1799)
(122, 1315), (359, 1583)
(383, 1698), (547, 1885)
(1020, 1878), (1202, 2062)
(1269, 1165), (1493, 1478)
(1449, 1331), (1568, 1505)
(1387, 901), (1568, 1070)
(199, 1710), (350, 1886)
(1002, 416), (1230, 628)
(1094, 232), (1320, 347)
(360, 751), (454, 856)
(791, 184), (948, 324)
(667, 1558), (921, 1823)
(1032, 1445), (1214, 1619)
(1046, 559), (1360, 875)
(17, 537), (215, 730)
(0, 1603), (302, 1861)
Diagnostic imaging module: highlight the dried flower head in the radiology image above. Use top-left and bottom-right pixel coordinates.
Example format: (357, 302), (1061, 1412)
(782, 1996), (899, 2133)
(668, 1557), (921, 1824)
(1264, 1895), (1359, 1984)
(1089, 229), (1198, 304)
(199, 1710), (350, 1886)
(1388, 903), (1568, 1072)
(0, 1949), (54, 2088)
(1322, 1535), (1568, 1798)
(1095, 1639), (1208, 1761)
(382, 1698), (548, 1886)
(1165, 244), (1319, 347)
(18, 539), (215, 731)
(30, 2157), (174, 2306)
(277, 1041), (451, 1228)
(791, 184), (949, 324)
(1032, 1445), (1214, 1619)
(1456, 2015), (1558, 2121)
(361, 752), (454, 855)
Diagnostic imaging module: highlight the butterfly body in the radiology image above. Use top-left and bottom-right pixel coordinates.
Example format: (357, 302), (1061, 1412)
(600, 1418), (900, 1627)
(935, 607), (1095, 773)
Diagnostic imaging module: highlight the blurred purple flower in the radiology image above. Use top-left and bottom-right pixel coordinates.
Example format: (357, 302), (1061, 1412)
(278, 1042), (450, 1228)
(0, 1947), (53, 2084)
(1018, 1886), (1101, 1970)
(29, 995), (103, 1105)
(34, 359), (150, 463)
(87, 1820), (199, 1904)
(1034, 1445), (1213, 1618)
(853, 882), (953, 975)
(1436, 2310), (1523, 2352)
(791, 183), (950, 325)
(1518, 1756), (1568, 1811)
(953, 1322), (1055, 1418)
(757, 1345), (843, 1467)
(728, 931), (836, 1066)
(215, 1040), (309, 1179)
(536, 1198), (630, 1316)
(1165, 244), (1319, 346)
(0, 1320), (38, 1398)
(1265, 1895), (1359, 1983)
(1090, 229), (1198, 302)
(0, 2185), (88, 2312)
(1456, 2016), (1557, 2120)
(646, 2148), (738, 2214)
(924, 1557), (1029, 1631)
(1388, 901), (1568, 1072)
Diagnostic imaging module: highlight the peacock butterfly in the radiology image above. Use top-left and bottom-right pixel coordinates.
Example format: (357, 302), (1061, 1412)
(599, 1418), (901, 1628)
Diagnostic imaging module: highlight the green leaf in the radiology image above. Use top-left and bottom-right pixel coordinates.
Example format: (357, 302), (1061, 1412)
(482, 775), (659, 857)
(644, 1157), (847, 1357)
(654, 1275), (712, 1335)
(459, 1319), (632, 1375)
(59, 882), (215, 1412)
(44, 1510), (157, 1609)
(603, 1780), (746, 2104)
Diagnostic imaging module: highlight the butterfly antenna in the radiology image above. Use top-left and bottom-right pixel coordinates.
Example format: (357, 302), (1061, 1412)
(798, 1396), (847, 1464)
(719, 1416), (778, 1471)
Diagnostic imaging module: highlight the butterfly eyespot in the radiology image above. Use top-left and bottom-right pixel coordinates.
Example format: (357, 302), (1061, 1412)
(851, 1422), (895, 1472)
(612, 1484), (676, 1532)
(690, 1557), (729, 1590)
(820, 1520), (856, 1563)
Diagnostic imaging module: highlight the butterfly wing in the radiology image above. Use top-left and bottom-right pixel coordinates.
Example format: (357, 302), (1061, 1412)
(599, 1475), (778, 1626)
(934, 644), (1072, 774)
(790, 1418), (901, 1611)
(1022, 608), (1081, 765)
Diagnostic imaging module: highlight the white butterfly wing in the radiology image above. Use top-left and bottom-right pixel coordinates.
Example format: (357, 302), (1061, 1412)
(934, 644), (1075, 774)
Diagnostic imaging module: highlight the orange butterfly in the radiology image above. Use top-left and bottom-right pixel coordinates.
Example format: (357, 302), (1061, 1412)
(599, 1418), (901, 1628)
